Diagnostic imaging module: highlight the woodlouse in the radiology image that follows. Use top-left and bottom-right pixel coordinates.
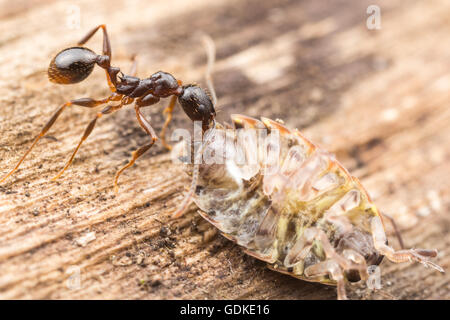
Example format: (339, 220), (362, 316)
(172, 115), (444, 299)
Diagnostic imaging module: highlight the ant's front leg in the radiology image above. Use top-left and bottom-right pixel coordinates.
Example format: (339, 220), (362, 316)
(160, 80), (182, 150)
(160, 95), (177, 151)
(113, 94), (159, 192)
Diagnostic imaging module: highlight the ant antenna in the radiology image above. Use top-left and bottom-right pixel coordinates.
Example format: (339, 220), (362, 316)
(172, 34), (219, 218)
(172, 130), (215, 218)
(201, 34), (218, 107)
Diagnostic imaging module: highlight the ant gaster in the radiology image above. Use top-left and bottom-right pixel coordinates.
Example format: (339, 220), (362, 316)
(1, 25), (216, 192)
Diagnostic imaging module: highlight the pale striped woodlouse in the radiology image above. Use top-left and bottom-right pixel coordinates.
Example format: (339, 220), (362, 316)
(172, 114), (444, 299)
(170, 38), (444, 300)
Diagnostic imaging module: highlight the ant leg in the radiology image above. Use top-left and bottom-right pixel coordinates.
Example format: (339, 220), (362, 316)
(371, 216), (444, 272)
(0, 95), (120, 184)
(160, 95), (177, 150)
(113, 102), (157, 193)
(160, 79), (182, 151)
(52, 96), (131, 181)
(78, 24), (111, 58)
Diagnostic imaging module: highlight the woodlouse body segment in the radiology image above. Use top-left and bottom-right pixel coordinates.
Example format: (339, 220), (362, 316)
(175, 114), (444, 299)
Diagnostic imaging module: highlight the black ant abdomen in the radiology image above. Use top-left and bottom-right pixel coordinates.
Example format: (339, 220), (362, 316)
(48, 47), (97, 84)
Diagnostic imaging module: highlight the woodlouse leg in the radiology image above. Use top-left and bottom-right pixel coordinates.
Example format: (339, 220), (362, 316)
(380, 212), (405, 249)
(371, 216), (444, 272)
(52, 97), (129, 181)
(160, 95), (178, 151)
(304, 259), (348, 300)
(342, 249), (368, 281)
(251, 207), (280, 262)
(285, 227), (368, 280)
(283, 228), (316, 267)
(301, 231), (368, 300)
(77, 24), (116, 91)
(113, 104), (157, 193)
(0, 96), (120, 184)
(322, 189), (360, 234)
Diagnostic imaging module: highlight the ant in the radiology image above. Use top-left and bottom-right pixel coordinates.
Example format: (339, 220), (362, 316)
(0, 25), (216, 192)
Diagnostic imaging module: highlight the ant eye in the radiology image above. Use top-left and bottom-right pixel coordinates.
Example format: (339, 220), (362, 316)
(48, 47), (97, 84)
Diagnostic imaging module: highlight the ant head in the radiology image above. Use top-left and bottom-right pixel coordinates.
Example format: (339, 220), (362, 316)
(48, 47), (97, 84)
(178, 85), (216, 130)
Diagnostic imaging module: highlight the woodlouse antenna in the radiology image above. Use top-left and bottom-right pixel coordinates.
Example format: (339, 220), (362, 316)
(379, 212), (405, 249)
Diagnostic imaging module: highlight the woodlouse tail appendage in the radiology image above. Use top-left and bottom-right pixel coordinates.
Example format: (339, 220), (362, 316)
(172, 114), (443, 300)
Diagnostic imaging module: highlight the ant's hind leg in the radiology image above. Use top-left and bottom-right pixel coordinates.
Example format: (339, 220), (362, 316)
(0, 96), (119, 184)
(114, 104), (157, 193)
(371, 216), (444, 272)
(52, 96), (129, 181)
(78, 24), (111, 59)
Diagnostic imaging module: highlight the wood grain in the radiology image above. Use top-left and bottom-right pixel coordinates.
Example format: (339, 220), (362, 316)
(0, 0), (448, 299)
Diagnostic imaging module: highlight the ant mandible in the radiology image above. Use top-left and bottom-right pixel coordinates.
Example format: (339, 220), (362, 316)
(0, 25), (216, 192)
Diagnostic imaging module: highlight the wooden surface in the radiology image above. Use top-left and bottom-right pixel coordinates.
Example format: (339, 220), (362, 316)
(0, 0), (449, 299)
